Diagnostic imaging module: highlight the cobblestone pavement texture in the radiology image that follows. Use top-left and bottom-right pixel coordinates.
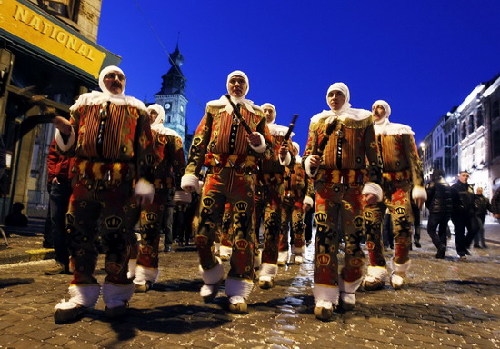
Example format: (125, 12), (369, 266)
(0, 222), (499, 348)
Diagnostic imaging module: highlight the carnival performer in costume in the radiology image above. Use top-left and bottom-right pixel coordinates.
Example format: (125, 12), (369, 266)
(257, 103), (294, 288)
(52, 65), (155, 323)
(303, 82), (383, 320)
(363, 100), (426, 291)
(281, 142), (308, 265)
(181, 71), (271, 313)
(128, 104), (190, 292)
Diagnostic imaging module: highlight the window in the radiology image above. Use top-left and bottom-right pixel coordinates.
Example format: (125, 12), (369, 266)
(477, 108), (484, 127)
(468, 114), (474, 134)
(493, 101), (499, 119)
(494, 130), (500, 157)
(41, 0), (79, 21)
(461, 122), (467, 140)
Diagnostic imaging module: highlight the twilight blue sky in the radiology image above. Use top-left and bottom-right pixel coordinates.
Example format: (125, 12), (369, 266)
(97, 0), (500, 149)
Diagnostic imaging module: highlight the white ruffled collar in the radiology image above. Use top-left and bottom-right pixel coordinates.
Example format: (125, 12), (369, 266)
(374, 118), (415, 136)
(311, 106), (371, 124)
(207, 95), (257, 115)
(69, 91), (147, 112)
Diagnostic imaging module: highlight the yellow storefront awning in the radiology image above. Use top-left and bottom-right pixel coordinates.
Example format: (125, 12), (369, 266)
(0, 0), (120, 82)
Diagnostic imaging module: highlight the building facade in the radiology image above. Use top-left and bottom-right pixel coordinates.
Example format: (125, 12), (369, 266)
(421, 74), (500, 198)
(0, 0), (120, 217)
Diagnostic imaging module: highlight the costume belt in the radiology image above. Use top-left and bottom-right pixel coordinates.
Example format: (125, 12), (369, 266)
(382, 169), (412, 182)
(204, 153), (257, 171)
(262, 173), (284, 185)
(73, 158), (135, 188)
(316, 169), (367, 185)
(153, 178), (174, 190)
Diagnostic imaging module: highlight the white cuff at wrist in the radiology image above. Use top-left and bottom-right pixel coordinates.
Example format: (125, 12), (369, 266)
(248, 132), (266, 153)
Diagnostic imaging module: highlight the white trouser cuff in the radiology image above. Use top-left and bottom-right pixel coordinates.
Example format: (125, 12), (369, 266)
(254, 249), (262, 269)
(339, 276), (364, 294)
(293, 246), (306, 255)
(225, 278), (254, 299)
(220, 245), (233, 257)
(259, 263), (278, 277)
(199, 258), (224, 284)
(316, 300), (333, 309)
(134, 265), (159, 285)
(278, 251), (289, 263)
(102, 283), (135, 309)
(392, 259), (411, 274)
(313, 284), (339, 305)
(127, 259), (137, 279)
(55, 284), (101, 310)
(229, 296), (246, 305)
(365, 266), (388, 282)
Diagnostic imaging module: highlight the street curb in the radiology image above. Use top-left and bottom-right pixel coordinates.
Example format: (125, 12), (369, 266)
(0, 248), (54, 265)
(485, 238), (500, 245)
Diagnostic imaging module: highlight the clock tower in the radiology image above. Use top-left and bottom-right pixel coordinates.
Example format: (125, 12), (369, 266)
(154, 44), (188, 141)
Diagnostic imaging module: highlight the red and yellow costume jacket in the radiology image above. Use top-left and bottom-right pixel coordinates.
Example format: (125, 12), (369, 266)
(185, 100), (270, 177)
(303, 110), (382, 186)
(150, 127), (186, 190)
(374, 118), (424, 189)
(55, 92), (155, 184)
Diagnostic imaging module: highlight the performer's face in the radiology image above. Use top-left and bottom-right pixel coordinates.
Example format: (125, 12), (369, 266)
(149, 110), (158, 124)
(228, 75), (247, 98)
(373, 105), (386, 121)
(263, 107), (275, 123)
(103, 71), (125, 94)
(327, 90), (346, 111)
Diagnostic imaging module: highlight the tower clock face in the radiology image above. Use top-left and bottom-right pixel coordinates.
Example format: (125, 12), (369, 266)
(164, 103), (171, 110)
(180, 105), (184, 113)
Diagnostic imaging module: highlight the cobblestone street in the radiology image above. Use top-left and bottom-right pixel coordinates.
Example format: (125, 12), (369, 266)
(0, 224), (499, 348)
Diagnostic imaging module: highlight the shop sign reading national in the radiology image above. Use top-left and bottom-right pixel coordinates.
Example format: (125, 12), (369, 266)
(0, 0), (119, 79)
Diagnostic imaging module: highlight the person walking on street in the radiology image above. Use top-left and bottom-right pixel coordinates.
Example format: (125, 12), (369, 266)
(44, 140), (73, 275)
(425, 168), (453, 259)
(128, 104), (189, 293)
(492, 186), (500, 219)
(303, 82), (383, 320)
(451, 171), (478, 260)
(363, 100), (426, 291)
(181, 70), (270, 313)
(257, 102), (293, 288)
(284, 142), (308, 265)
(473, 187), (491, 249)
(51, 65), (155, 323)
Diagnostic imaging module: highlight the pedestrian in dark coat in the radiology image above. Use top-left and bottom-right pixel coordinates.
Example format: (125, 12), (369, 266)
(425, 169), (453, 258)
(450, 171), (478, 259)
(473, 187), (491, 249)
